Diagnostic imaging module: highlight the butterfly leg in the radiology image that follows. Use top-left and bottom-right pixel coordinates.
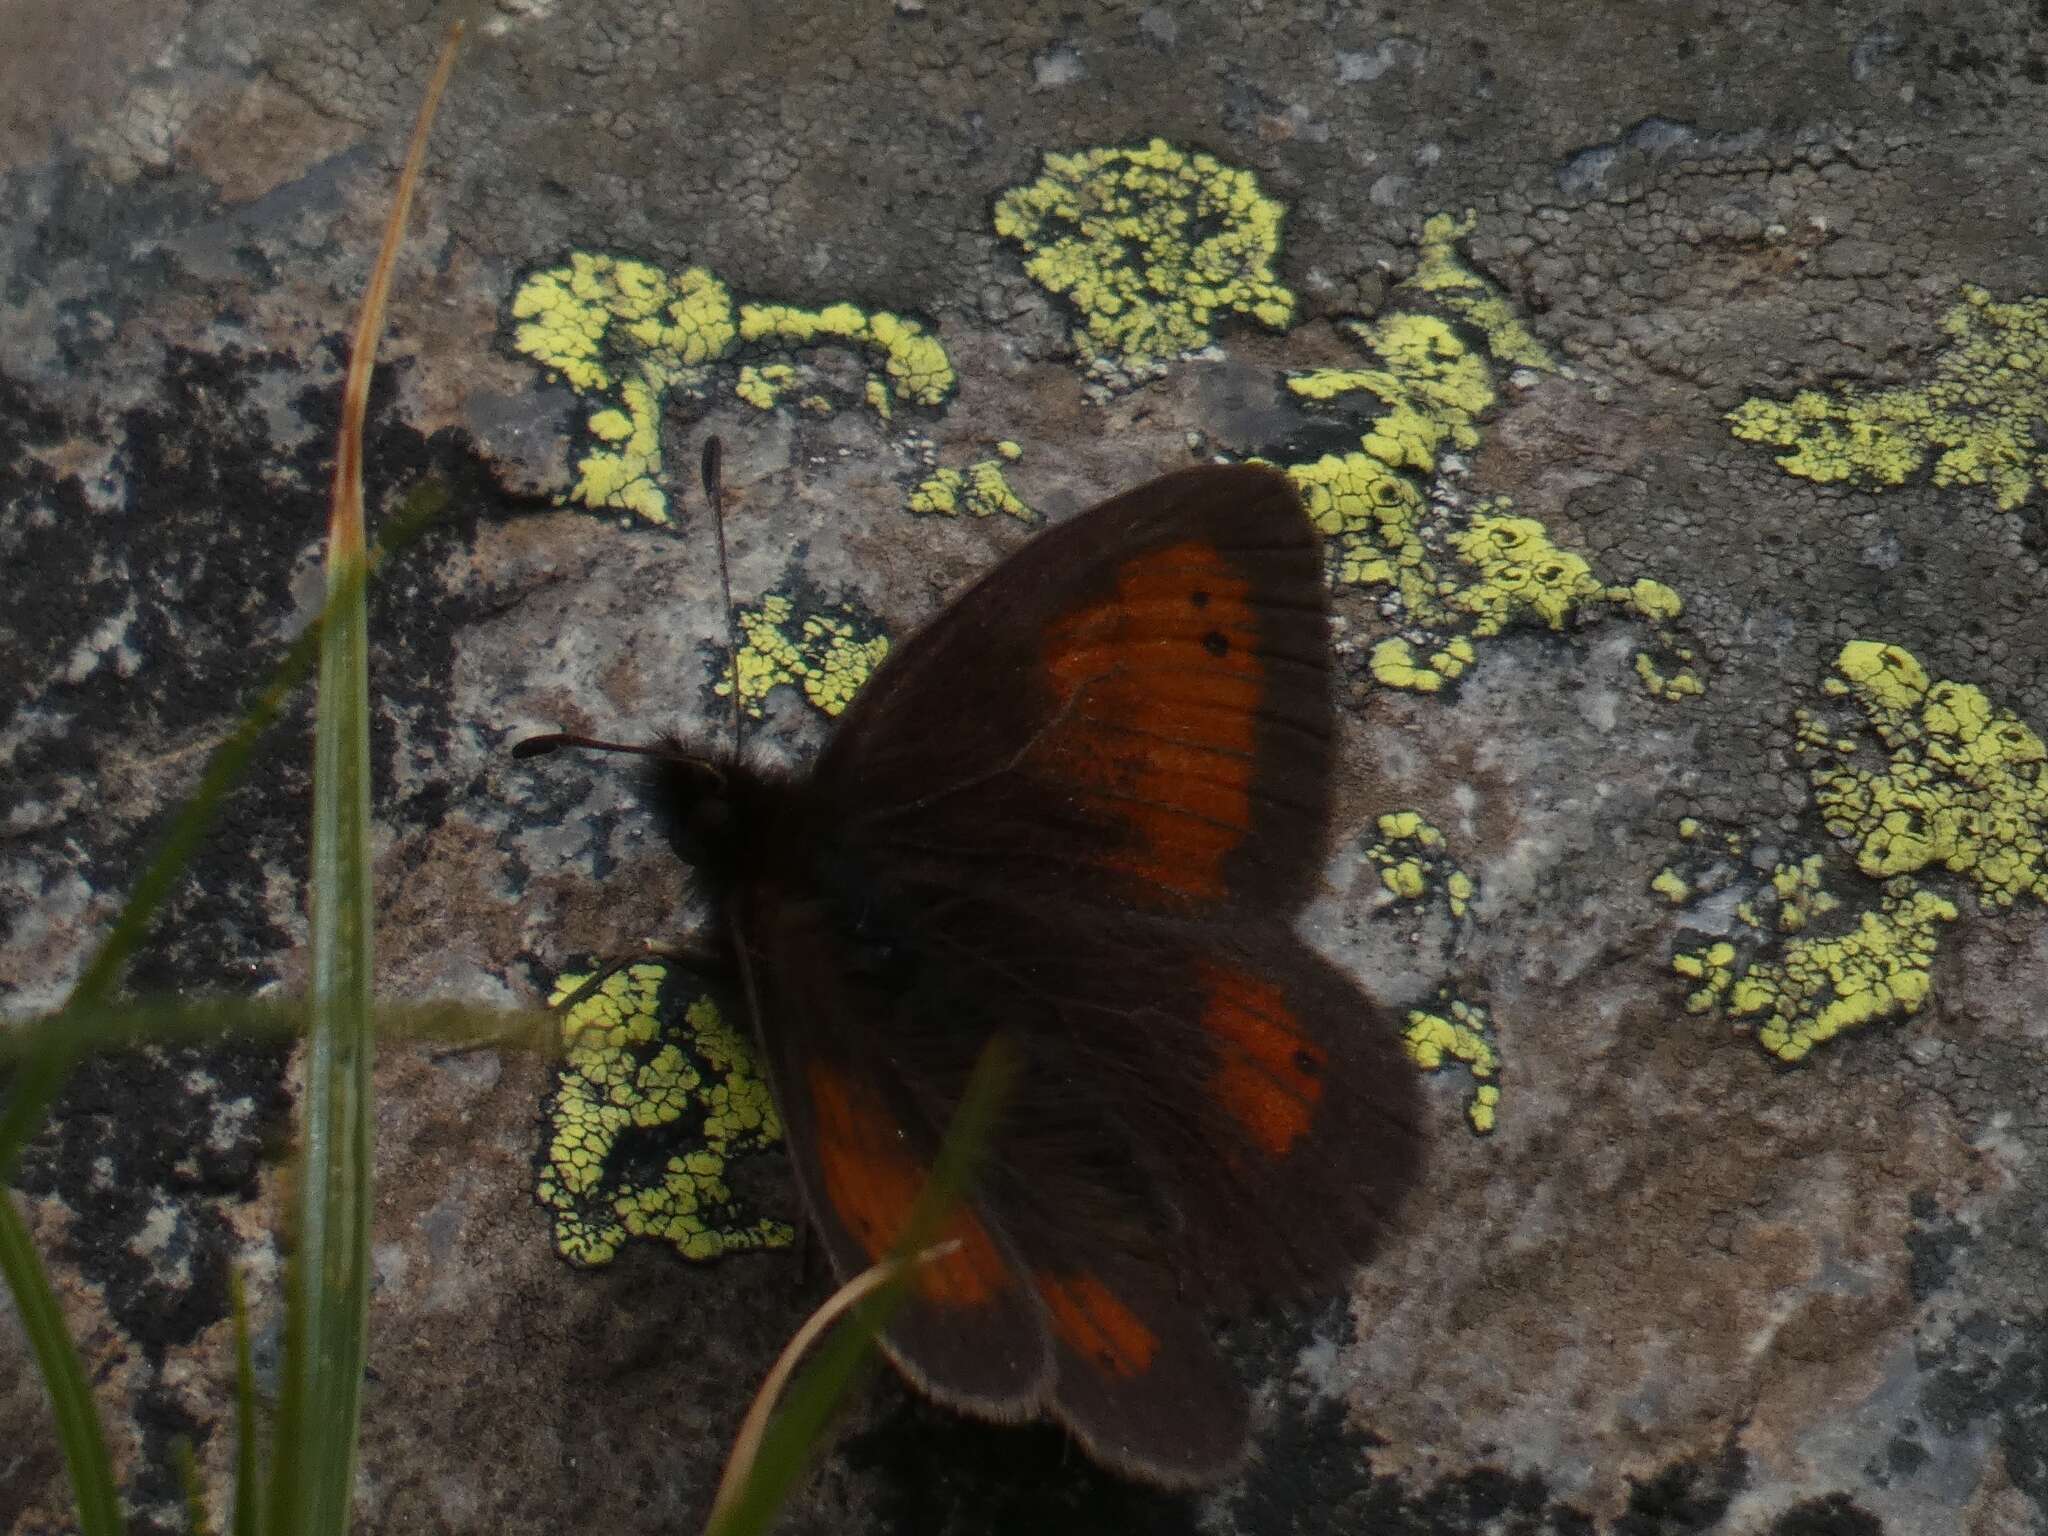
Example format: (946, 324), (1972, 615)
(535, 931), (733, 1019)
(420, 940), (739, 1066)
(637, 932), (736, 977)
(792, 1214), (825, 1291)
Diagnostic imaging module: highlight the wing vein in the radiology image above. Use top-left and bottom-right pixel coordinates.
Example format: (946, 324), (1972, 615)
(1067, 700), (1332, 747)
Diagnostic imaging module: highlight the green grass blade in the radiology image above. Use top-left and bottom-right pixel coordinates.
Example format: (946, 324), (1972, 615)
(0, 1053), (78, 1193)
(173, 1437), (216, 1536)
(263, 28), (461, 1535)
(0, 1192), (125, 1536)
(265, 535), (376, 1535)
(705, 1037), (1017, 1536)
(0, 997), (555, 1067)
(229, 1268), (262, 1536)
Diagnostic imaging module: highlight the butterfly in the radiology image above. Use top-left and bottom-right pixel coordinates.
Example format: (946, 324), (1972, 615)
(518, 459), (1424, 1485)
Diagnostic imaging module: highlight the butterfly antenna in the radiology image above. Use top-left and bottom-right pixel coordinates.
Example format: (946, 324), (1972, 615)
(702, 436), (744, 760)
(512, 732), (705, 768)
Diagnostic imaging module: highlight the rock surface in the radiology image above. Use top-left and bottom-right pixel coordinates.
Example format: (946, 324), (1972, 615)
(5, 4), (2048, 1534)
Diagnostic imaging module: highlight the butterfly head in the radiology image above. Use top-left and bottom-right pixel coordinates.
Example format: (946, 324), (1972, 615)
(643, 734), (816, 906)
(512, 727), (782, 895)
(647, 744), (745, 887)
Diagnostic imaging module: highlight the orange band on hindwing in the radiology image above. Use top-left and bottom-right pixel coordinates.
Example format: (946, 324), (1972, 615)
(1037, 1270), (1161, 1379)
(1199, 961), (1326, 1158)
(805, 1059), (1010, 1307)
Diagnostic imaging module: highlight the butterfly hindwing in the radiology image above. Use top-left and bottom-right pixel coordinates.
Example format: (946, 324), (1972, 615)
(741, 894), (1292, 1485)
(1034, 1252), (1248, 1486)
(741, 892), (1054, 1416)
(858, 908), (1417, 1482)
(1163, 924), (1422, 1296)
(901, 904), (1423, 1310)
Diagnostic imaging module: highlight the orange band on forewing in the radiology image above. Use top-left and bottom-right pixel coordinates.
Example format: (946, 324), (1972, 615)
(1200, 962), (1325, 1158)
(1039, 543), (1263, 903)
(1037, 1270), (1159, 1378)
(806, 1061), (1009, 1307)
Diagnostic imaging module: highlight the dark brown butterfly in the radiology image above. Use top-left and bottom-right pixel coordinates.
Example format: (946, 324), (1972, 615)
(519, 460), (1423, 1485)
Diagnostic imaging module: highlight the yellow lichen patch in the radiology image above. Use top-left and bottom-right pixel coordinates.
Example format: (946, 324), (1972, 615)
(1430, 635), (1478, 683)
(510, 254), (740, 523)
(1636, 652), (1707, 701)
(1439, 511), (1700, 696)
(1279, 217), (1554, 588)
(1409, 211), (1557, 372)
(1468, 1084), (1502, 1134)
(1625, 579), (1685, 624)
(1298, 458), (1693, 695)
(509, 255), (959, 521)
(511, 254), (738, 391)
(1673, 939), (1742, 1015)
(1730, 881), (1958, 1063)
(992, 138), (1295, 376)
(909, 458), (1034, 520)
(1286, 452), (1443, 615)
(1290, 314), (1496, 475)
(1803, 641), (2048, 908)
(1443, 511), (1606, 635)
(1728, 284), (2048, 510)
(1665, 818), (1807, 1021)
(1270, 212), (1695, 702)
(739, 301), (956, 406)
(1367, 810), (1478, 917)
(1767, 855), (1841, 934)
(1274, 234), (1497, 615)
(716, 592), (891, 719)
(1403, 996), (1500, 1134)
(737, 363), (798, 410)
(1370, 638), (1435, 693)
(1663, 642), (2041, 1063)
(535, 962), (790, 1266)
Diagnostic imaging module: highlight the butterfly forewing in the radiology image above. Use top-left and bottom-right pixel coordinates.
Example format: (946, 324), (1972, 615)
(814, 465), (1336, 917)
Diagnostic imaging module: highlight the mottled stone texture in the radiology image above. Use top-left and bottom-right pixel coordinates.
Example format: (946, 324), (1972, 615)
(6, 4), (2048, 1534)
